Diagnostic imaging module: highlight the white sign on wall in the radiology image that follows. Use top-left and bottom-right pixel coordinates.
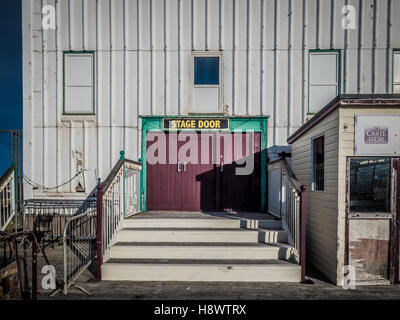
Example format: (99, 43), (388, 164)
(354, 115), (400, 156)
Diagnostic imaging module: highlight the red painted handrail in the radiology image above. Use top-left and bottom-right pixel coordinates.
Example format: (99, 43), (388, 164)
(96, 183), (103, 281)
(300, 185), (307, 283)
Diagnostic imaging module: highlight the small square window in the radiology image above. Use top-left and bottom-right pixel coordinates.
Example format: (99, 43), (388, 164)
(194, 57), (219, 85)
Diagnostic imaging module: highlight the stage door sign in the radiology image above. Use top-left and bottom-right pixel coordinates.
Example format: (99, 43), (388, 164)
(163, 118), (229, 130)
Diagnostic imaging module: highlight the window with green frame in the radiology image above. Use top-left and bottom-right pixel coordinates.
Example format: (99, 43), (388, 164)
(308, 50), (341, 114)
(63, 51), (95, 115)
(394, 50), (400, 93)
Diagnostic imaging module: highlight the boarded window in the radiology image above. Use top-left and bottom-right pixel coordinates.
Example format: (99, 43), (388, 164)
(192, 54), (221, 113)
(350, 158), (391, 213)
(394, 51), (400, 93)
(309, 51), (340, 113)
(312, 136), (324, 191)
(64, 53), (94, 114)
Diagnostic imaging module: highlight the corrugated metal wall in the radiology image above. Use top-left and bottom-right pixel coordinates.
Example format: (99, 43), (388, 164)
(23, 0), (400, 198)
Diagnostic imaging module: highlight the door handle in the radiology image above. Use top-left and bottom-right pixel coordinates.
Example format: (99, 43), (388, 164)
(183, 161), (187, 172)
(220, 161), (224, 172)
(177, 162), (181, 172)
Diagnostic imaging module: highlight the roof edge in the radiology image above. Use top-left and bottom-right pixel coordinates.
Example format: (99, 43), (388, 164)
(287, 94), (400, 144)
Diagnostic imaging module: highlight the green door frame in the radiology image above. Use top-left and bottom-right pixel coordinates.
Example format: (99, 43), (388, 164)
(139, 115), (269, 212)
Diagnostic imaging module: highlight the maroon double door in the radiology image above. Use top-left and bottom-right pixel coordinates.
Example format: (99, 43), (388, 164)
(146, 132), (261, 212)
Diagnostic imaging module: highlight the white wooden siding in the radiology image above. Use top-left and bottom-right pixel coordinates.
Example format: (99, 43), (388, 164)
(23, 0), (400, 198)
(290, 110), (340, 284)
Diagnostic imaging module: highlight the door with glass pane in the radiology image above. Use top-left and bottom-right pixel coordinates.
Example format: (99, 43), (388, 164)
(347, 158), (400, 284)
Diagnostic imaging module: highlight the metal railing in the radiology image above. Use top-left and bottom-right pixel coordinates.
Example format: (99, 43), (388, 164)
(0, 165), (17, 232)
(0, 130), (23, 205)
(22, 199), (96, 294)
(269, 157), (307, 283)
(21, 151), (142, 293)
(96, 151), (142, 280)
(0, 230), (38, 300)
(23, 199), (96, 239)
(62, 209), (97, 295)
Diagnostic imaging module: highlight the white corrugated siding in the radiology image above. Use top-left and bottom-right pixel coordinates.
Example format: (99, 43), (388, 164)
(23, 0), (400, 198)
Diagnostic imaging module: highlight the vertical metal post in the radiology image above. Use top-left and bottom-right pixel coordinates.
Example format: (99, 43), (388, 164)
(12, 162), (18, 232)
(10, 132), (14, 163)
(32, 234), (38, 300)
(300, 185), (307, 283)
(96, 183), (103, 280)
(18, 132), (22, 204)
(120, 151), (126, 218)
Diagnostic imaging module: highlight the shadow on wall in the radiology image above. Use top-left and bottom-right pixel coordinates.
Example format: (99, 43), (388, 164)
(196, 150), (263, 212)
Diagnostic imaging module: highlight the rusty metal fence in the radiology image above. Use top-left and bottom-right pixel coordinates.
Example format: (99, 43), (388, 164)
(0, 231), (38, 300)
(22, 199), (96, 292)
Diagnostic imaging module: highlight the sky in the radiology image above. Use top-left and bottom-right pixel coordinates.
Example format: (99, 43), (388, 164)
(0, 1), (22, 175)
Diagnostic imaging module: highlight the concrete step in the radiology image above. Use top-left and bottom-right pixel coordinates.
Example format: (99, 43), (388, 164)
(115, 228), (288, 244)
(101, 258), (301, 282)
(122, 218), (282, 230)
(109, 242), (293, 260)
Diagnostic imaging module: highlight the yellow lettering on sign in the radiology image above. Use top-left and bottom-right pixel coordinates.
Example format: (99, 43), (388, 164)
(191, 120), (196, 128)
(171, 120), (177, 129)
(198, 120), (204, 128)
(215, 120), (220, 128)
(204, 120), (209, 128)
(181, 120), (186, 128)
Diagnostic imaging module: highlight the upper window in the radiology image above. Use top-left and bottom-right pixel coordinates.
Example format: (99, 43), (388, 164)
(312, 136), (325, 191)
(194, 57), (220, 85)
(309, 50), (340, 113)
(63, 52), (95, 115)
(350, 158), (391, 213)
(394, 50), (400, 93)
(191, 53), (222, 113)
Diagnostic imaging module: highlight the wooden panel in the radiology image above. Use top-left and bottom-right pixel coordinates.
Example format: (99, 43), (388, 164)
(180, 133), (216, 211)
(349, 219), (390, 283)
(147, 133), (182, 210)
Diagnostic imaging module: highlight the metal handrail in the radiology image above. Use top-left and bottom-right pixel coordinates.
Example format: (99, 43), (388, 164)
(96, 151), (142, 280)
(22, 199), (96, 238)
(269, 157), (307, 283)
(0, 165), (16, 232)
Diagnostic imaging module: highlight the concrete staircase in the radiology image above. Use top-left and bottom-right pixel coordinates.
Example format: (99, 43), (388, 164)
(101, 216), (301, 282)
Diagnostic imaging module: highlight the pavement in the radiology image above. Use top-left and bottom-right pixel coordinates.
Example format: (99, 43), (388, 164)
(39, 269), (400, 300)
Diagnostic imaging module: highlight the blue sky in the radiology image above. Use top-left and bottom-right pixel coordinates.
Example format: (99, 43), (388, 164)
(0, 1), (22, 175)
